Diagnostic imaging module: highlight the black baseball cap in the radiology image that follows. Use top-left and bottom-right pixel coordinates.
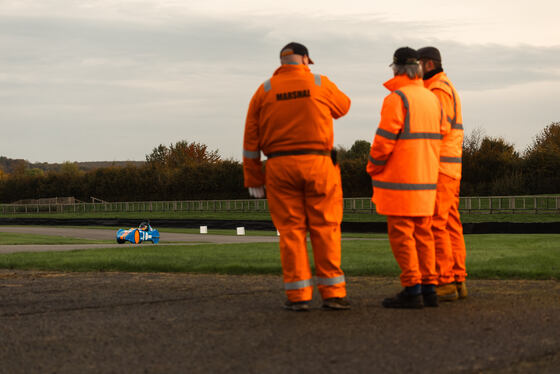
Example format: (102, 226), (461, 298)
(417, 46), (442, 62)
(391, 47), (419, 66)
(280, 42), (314, 64)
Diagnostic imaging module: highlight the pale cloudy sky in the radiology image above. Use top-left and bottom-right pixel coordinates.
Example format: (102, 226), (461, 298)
(1, 0), (559, 162)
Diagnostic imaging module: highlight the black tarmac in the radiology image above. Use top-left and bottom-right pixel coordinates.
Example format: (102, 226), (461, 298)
(1, 271), (559, 373)
(1, 226), (559, 373)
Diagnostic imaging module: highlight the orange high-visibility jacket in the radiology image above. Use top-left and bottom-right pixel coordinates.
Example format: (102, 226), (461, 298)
(243, 64), (351, 187)
(367, 75), (447, 216)
(424, 71), (463, 180)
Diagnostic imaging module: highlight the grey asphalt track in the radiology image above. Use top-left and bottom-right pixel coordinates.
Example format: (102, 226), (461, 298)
(1, 271), (559, 373)
(0, 226), (280, 254)
(1, 226), (559, 373)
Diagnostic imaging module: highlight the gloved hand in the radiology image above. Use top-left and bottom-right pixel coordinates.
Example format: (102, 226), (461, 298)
(248, 186), (265, 198)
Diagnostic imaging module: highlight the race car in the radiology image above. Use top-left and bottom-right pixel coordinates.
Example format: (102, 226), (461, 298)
(116, 222), (160, 244)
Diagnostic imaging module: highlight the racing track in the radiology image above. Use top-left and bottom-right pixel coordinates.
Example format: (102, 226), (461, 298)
(0, 226), (281, 254)
(1, 226), (559, 373)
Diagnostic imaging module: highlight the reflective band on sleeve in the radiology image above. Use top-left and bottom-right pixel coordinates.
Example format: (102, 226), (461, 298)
(263, 79), (271, 92)
(243, 149), (260, 159)
(314, 74), (321, 86)
(372, 179), (437, 190)
(316, 275), (345, 286)
(452, 123), (463, 130)
(440, 156), (462, 163)
(376, 128), (399, 140)
(368, 155), (386, 166)
(394, 90), (410, 133)
(284, 278), (313, 290)
(399, 132), (443, 140)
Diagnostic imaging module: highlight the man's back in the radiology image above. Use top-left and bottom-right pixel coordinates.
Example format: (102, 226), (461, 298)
(246, 64), (350, 156)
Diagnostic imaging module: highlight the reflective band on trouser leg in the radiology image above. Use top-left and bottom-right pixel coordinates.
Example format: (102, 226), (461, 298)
(316, 275), (346, 299)
(284, 278), (313, 290)
(243, 149), (260, 159)
(316, 275), (345, 286)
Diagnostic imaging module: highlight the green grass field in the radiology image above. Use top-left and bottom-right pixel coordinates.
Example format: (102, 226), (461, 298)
(0, 233), (111, 245)
(1, 234), (558, 280)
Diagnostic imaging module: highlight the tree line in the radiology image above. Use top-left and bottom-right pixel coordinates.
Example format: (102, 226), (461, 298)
(0, 123), (559, 203)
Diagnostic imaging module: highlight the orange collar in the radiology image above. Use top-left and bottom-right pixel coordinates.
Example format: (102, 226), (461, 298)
(273, 64), (311, 76)
(383, 75), (424, 92)
(423, 71), (446, 88)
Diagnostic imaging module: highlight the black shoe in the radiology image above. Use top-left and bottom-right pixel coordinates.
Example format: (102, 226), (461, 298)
(382, 290), (423, 309)
(322, 297), (351, 311)
(422, 292), (439, 307)
(283, 300), (310, 312)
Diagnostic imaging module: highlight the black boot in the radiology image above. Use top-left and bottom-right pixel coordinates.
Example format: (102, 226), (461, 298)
(382, 289), (423, 309)
(422, 284), (438, 307)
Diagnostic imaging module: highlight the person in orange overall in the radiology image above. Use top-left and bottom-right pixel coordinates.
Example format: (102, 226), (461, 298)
(243, 42), (351, 311)
(418, 46), (467, 301)
(367, 47), (448, 308)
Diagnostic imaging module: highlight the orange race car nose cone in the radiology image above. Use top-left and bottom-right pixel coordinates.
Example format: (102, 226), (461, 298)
(134, 230), (140, 244)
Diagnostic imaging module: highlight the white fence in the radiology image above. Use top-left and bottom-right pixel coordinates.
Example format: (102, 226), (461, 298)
(1, 195), (560, 215)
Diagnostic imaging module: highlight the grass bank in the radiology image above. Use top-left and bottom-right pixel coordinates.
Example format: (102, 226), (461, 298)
(0, 233), (111, 245)
(1, 234), (558, 280)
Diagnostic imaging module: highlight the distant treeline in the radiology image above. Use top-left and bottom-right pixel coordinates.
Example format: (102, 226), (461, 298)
(0, 157), (144, 175)
(340, 122), (560, 197)
(0, 141), (246, 202)
(0, 123), (559, 203)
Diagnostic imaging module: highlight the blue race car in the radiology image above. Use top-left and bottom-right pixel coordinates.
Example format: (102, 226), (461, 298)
(116, 222), (160, 244)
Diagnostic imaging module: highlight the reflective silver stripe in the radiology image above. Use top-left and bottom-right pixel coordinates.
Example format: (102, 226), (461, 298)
(394, 90), (410, 133)
(314, 74), (321, 86)
(400, 132), (443, 140)
(243, 149), (260, 159)
(440, 80), (460, 129)
(394, 90), (443, 140)
(452, 123), (463, 130)
(263, 79), (271, 92)
(440, 156), (462, 163)
(368, 155), (386, 166)
(316, 275), (345, 286)
(284, 278), (313, 290)
(376, 128), (398, 140)
(372, 179), (437, 190)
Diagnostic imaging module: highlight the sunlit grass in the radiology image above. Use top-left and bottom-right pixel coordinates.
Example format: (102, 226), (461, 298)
(0, 234), (558, 280)
(0, 233), (111, 245)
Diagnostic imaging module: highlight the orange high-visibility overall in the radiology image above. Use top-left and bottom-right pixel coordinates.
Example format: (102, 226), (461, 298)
(243, 64), (351, 302)
(367, 75), (446, 287)
(424, 71), (467, 284)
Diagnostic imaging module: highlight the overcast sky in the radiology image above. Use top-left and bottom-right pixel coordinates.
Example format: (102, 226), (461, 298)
(1, 0), (559, 163)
